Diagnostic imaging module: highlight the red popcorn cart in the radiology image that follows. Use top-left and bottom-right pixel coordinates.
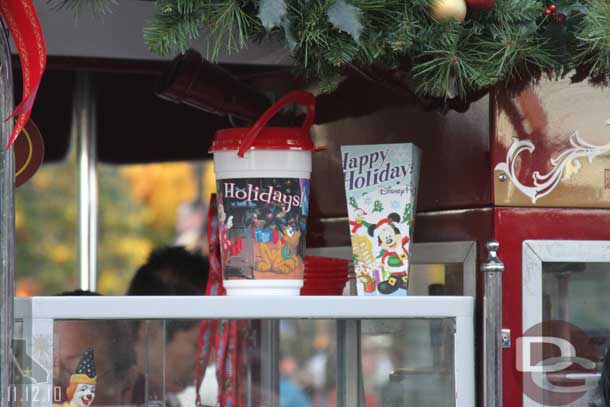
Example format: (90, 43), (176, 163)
(1, 7), (610, 404)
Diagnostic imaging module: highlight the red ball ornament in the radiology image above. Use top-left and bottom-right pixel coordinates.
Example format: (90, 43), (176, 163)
(549, 4), (556, 12)
(466, 0), (495, 10)
(544, 8), (552, 15)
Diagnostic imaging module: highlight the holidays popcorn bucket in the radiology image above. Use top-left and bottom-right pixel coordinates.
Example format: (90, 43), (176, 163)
(209, 91), (322, 296)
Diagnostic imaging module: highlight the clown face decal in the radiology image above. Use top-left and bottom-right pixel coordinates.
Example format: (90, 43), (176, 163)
(73, 384), (96, 407)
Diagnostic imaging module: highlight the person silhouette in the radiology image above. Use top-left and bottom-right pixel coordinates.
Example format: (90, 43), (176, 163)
(127, 246), (209, 406)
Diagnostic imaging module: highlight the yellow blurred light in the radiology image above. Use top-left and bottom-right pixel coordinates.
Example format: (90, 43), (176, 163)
(48, 244), (73, 263)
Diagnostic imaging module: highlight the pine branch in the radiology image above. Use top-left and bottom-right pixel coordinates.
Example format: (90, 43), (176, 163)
(144, 0), (205, 56)
(289, 0), (333, 72)
(385, 6), (419, 54)
(575, 0), (610, 78)
(489, 0), (541, 26)
(60, 0), (610, 109)
(204, 0), (262, 58)
(481, 24), (555, 80)
(47, 0), (116, 16)
(324, 35), (360, 66)
(411, 24), (491, 99)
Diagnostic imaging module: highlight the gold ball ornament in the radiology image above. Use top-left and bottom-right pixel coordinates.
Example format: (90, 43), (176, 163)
(429, 0), (467, 23)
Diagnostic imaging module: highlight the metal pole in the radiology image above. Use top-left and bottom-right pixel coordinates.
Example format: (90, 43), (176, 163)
(337, 319), (361, 406)
(0, 19), (15, 407)
(482, 240), (504, 407)
(260, 320), (279, 407)
(73, 72), (98, 292)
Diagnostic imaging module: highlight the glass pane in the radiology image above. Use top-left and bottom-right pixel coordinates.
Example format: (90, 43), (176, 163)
(15, 158), (77, 296)
(410, 263), (464, 295)
(15, 159), (216, 296)
(543, 262), (610, 353)
(14, 318), (459, 407)
(97, 161), (215, 294)
(98, 161), (215, 294)
(361, 318), (455, 407)
(280, 320), (336, 407)
(541, 262), (610, 406)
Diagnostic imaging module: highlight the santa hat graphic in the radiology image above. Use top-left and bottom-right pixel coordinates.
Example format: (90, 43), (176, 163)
(367, 213), (401, 238)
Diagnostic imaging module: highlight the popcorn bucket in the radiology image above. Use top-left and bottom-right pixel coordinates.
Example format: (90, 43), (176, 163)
(209, 91), (322, 296)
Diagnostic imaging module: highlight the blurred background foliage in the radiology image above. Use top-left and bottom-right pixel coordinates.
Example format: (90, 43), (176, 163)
(15, 149), (215, 296)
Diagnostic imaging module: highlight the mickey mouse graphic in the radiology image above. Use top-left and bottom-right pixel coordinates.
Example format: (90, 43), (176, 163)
(368, 213), (409, 294)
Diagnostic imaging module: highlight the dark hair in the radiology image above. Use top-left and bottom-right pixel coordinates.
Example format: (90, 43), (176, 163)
(127, 246), (209, 296)
(99, 320), (137, 382)
(127, 246), (209, 341)
(58, 289), (101, 296)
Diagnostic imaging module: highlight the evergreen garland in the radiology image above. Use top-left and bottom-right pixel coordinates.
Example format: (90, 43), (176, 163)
(55, 0), (610, 101)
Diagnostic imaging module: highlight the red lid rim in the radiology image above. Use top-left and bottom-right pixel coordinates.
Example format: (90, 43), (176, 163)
(210, 124), (325, 153)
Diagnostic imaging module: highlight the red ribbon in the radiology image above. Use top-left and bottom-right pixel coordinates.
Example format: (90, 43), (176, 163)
(0, 0), (46, 150)
(195, 194), (222, 406)
(196, 194), (251, 407)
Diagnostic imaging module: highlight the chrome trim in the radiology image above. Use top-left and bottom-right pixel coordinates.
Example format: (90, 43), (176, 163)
(337, 319), (362, 406)
(260, 320), (279, 407)
(0, 19), (14, 407)
(482, 240), (504, 407)
(74, 72), (98, 291)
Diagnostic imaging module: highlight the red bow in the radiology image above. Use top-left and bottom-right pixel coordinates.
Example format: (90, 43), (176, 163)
(0, 0), (46, 149)
(349, 220), (363, 233)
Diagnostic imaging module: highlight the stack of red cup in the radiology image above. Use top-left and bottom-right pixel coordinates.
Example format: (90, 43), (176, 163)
(301, 256), (350, 296)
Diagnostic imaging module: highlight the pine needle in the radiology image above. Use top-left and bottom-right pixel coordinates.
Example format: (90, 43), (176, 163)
(576, 0), (610, 78)
(47, 0), (116, 16)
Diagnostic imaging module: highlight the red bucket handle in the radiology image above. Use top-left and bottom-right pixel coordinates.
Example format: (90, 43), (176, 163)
(237, 91), (316, 157)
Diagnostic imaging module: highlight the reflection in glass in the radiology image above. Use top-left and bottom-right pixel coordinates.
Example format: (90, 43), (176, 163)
(33, 317), (461, 407)
(543, 263), (610, 355)
(362, 318), (455, 407)
(280, 320), (335, 407)
(53, 320), (137, 406)
(410, 263), (464, 295)
(541, 262), (610, 406)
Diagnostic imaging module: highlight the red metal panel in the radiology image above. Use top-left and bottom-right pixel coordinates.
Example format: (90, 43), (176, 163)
(496, 208), (610, 407)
